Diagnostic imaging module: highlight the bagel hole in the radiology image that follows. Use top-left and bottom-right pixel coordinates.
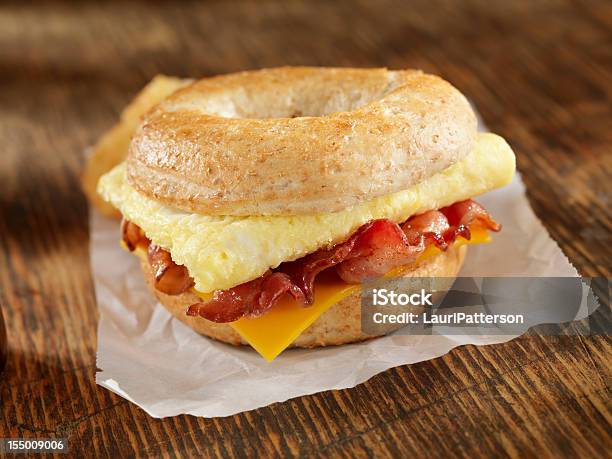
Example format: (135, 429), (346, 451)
(193, 74), (406, 119)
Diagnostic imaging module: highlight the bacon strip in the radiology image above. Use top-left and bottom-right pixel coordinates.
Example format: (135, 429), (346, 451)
(121, 220), (194, 295)
(121, 220), (150, 251)
(187, 271), (305, 322)
(280, 220), (390, 303)
(336, 200), (499, 284)
(148, 244), (194, 295)
(333, 219), (426, 284)
(130, 199), (500, 323)
(440, 199), (501, 236)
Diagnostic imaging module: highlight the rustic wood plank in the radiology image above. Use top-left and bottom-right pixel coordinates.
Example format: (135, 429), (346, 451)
(0, 0), (610, 457)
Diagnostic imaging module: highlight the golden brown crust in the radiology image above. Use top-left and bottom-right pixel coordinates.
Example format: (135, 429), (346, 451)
(136, 245), (466, 349)
(127, 67), (477, 216)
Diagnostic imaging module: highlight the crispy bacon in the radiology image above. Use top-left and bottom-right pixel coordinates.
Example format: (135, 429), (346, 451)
(147, 244), (194, 295)
(130, 199), (500, 323)
(401, 210), (449, 247)
(121, 219), (150, 251)
(279, 220), (389, 303)
(336, 200), (499, 283)
(440, 199), (501, 233)
(333, 219), (425, 284)
(187, 271), (305, 322)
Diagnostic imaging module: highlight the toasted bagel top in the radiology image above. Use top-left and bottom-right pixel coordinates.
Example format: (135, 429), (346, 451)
(127, 67), (477, 215)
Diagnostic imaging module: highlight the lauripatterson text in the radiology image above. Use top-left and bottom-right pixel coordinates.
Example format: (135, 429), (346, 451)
(372, 312), (525, 325)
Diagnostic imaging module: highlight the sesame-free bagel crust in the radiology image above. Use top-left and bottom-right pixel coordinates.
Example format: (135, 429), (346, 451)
(127, 67), (477, 216)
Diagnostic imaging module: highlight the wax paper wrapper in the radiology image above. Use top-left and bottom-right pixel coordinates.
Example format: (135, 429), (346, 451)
(92, 137), (584, 418)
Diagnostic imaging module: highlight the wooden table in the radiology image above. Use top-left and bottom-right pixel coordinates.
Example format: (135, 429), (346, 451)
(1, 1), (610, 457)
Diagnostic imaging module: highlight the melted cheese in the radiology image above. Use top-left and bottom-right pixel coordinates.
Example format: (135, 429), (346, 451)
(230, 272), (358, 361)
(229, 229), (491, 361)
(98, 133), (515, 293)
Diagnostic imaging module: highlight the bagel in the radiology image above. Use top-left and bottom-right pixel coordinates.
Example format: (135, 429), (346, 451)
(127, 67), (477, 216)
(95, 67), (516, 361)
(137, 244), (467, 349)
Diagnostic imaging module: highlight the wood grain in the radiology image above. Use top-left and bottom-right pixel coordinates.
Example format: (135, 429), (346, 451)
(0, 0), (610, 457)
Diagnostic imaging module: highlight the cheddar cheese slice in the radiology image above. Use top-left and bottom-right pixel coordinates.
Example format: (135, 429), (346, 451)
(229, 229), (491, 361)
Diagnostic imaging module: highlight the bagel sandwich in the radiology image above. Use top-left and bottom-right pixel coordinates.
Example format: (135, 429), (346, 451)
(95, 67), (516, 360)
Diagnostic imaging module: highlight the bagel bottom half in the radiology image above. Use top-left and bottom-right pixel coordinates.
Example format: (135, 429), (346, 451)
(137, 245), (466, 349)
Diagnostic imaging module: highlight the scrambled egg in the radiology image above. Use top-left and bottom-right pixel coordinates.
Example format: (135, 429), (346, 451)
(98, 133), (515, 293)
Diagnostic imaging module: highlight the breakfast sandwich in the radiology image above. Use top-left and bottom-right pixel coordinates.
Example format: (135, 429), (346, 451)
(93, 67), (516, 360)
